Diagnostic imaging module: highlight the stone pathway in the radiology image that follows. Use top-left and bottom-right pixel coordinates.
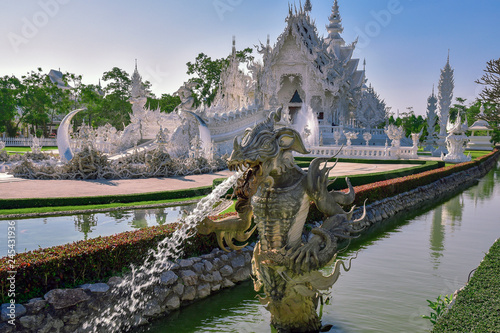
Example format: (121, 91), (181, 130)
(0, 162), (417, 200)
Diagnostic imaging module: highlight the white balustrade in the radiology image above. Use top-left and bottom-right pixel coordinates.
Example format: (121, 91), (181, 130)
(0, 137), (57, 147)
(304, 144), (418, 160)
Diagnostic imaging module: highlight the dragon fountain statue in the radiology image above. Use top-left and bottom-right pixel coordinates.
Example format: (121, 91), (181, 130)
(197, 108), (366, 332)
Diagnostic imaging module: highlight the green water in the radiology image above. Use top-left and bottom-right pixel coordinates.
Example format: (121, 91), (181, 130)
(136, 161), (500, 332)
(0, 205), (194, 256)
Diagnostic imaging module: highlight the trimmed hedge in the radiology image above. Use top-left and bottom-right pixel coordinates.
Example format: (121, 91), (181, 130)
(212, 160), (443, 192)
(432, 239), (500, 332)
(0, 186), (213, 210)
(350, 150), (498, 206)
(294, 156), (427, 165)
(327, 161), (443, 189)
(0, 221), (220, 304)
(1, 150), (497, 304)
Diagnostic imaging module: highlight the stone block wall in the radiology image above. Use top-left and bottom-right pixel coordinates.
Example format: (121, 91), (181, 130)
(0, 247), (253, 333)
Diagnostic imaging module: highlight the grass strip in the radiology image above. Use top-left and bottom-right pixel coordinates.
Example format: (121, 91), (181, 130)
(0, 185), (213, 210)
(432, 238), (500, 332)
(0, 196), (204, 218)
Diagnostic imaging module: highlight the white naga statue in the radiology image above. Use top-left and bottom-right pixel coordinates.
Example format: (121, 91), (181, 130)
(443, 113), (471, 163)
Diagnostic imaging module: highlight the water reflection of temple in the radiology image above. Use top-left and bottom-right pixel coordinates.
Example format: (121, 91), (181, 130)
(74, 214), (98, 240)
(429, 194), (464, 268)
(130, 208), (170, 229)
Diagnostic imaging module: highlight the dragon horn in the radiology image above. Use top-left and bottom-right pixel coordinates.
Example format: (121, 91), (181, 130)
(216, 231), (231, 252)
(274, 106), (283, 122)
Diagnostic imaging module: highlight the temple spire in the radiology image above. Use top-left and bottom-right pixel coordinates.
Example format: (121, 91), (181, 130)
(326, 0), (345, 47)
(304, 0), (312, 12)
(437, 51), (455, 136)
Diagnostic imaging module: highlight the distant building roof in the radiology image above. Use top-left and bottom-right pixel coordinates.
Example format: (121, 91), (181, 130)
(469, 119), (492, 131)
(48, 69), (72, 89)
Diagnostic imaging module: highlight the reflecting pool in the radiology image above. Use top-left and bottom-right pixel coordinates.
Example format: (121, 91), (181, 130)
(135, 160), (500, 332)
(0, 204), (195, 257)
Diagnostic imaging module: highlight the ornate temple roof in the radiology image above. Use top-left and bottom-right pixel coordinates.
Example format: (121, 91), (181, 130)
(267, 1), (364, 94)
(469, 119), (492, 131)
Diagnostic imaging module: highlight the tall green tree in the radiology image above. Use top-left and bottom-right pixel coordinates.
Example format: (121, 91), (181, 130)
(0, 75), (23, 136)
(78, 83), (105, 128)
(146, 93), (181, 113)
(101, 67), (132, 130)
(18, 68), (62, 137)
(185, 47), (254, 107)
(475, 58), (500, 139)
(388, 108), (425, 138)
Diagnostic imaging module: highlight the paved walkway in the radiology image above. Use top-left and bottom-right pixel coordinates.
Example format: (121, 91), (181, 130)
(0, 162), (417, 200)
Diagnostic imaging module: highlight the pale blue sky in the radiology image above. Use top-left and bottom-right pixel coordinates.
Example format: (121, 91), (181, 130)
(1, 0), (499, 116)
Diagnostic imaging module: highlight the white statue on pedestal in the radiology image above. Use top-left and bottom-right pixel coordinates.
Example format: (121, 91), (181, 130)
(411, 131), (422, 148)
(363, 132), (372, 146)
(384, 124), (404, 148)
(333, 131), (341, 146)
(343, 131), (357, 146)
(443, 113), (471, 163)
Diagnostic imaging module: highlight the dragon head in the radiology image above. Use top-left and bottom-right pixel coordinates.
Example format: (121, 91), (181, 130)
(228, 108), (309, 188)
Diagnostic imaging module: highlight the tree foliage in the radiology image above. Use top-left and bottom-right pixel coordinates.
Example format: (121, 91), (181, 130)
(18, 68), (73, 137)
(476, 58), (500, 106)
(146, 93), (181, 113)
(0, 75), (23, 136)
(475, 58), (500, 143)
(185, 47), (254, 107)
(100, 67), (133, 130)
(387, 108), (425, 139)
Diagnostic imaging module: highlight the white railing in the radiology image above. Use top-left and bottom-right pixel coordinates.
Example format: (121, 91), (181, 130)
(0, 137), (58, 147)
(304, 144), (419, 160)
(318, 126), (386, 136)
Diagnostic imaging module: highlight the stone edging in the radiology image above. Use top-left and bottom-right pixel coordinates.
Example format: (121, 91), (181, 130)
(352, 152), (499, 224)
(1, 152), (498, 333)
(1, 247), (253, 332)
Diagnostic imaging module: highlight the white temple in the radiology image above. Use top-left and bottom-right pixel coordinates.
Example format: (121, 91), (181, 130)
(195, 0), (388, 153)
(58, 1), (396, 160)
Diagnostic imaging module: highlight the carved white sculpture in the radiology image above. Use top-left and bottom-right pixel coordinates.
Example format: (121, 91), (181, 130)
(333, 131), (341, 145)
(384, 125), (404, 148)
(411, 130), (422, 147)
(344, 131), (358, 146)
(363, 132), (372, 146)
(356, 84), (387, 129)
(424, 87), (438, 151)
(442, 113), (470, 163)
(434, 53), (454, 157)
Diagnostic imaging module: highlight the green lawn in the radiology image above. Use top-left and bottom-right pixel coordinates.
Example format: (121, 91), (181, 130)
(432, 239), (500, 332)
(3, 146), (58, 154)
(0, 196), (204, 217)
